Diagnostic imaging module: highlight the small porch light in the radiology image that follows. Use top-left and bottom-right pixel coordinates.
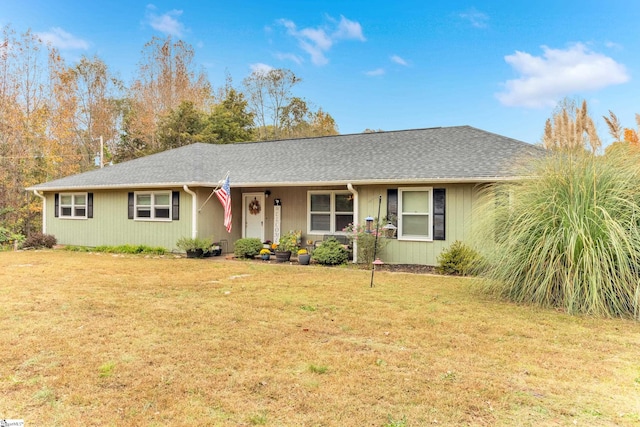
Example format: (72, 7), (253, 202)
(382, 221), (397, 238)
(264, 190), (271, 198)
(365, 216), (374, 233)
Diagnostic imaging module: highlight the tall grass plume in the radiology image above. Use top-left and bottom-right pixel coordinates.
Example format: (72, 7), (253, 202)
(475, 146), (640, 319)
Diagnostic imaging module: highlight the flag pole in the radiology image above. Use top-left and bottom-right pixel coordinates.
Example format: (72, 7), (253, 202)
(199, 171), (231, 212)
(370, 195), (382, 288)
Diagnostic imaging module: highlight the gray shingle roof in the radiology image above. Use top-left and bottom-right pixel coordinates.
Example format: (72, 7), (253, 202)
(27, 126), (543, 191)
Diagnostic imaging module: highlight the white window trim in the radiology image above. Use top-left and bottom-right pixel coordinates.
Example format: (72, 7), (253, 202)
(59, 192), (88, 220)
(134, 191), (172, 221)
(398, 186), (433, 242)
(307, 190), (353, 235)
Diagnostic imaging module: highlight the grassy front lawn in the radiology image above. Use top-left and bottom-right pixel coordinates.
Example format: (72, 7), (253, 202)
(1, 251), (639, 426)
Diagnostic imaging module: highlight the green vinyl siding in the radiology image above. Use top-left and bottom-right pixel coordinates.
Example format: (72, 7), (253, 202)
(45, 190), (192, 250)
(356, 183), (476, 266)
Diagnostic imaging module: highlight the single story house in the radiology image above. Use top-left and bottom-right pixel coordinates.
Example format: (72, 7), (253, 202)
(26, 126), (542, 265)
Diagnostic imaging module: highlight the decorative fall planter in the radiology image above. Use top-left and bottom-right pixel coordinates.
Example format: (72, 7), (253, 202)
(260, 248), (271, 261)
(298, 253), (311, 265)
(275, 250), (292, 262)
(186, 248), (204, 258)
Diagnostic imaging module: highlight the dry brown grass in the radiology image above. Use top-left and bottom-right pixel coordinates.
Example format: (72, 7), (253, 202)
(1, 251), (639, 426)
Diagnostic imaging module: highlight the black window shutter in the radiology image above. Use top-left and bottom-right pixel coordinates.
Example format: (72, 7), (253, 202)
(172, 191), (180, 220)
(87, 193), (93, 218)
(54, 193), (59, 218)
(387, 189), (398, 225)
(128, 192), (134, 219)
(433, 188), (446, 240)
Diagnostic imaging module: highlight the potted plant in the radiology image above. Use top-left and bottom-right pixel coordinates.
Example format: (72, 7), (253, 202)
(274, 230), (301, 262)
(297, 248), (311, 265)
(176, 236), (213, 258)
(260, 248), (271, 261)
(204, 242), (222, 257)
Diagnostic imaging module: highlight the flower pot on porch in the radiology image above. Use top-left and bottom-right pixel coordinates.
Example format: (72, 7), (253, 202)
(261, 253), (271, 261)
(275, 250), (291, 263)
(186, 248), (204, 258)
(298, 253), (311, 265)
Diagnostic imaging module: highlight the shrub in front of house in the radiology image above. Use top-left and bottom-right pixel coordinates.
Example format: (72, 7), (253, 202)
(475, 146), (640, 318)
(21, 232), (57, 249)
(344, 222), (388, 268)
(233, 238), (262, 259)
(436, 240), (481, 276)
(312, 238), (349, 266)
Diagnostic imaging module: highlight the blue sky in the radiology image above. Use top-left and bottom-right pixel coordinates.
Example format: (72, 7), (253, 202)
(3, 1), (639, 145)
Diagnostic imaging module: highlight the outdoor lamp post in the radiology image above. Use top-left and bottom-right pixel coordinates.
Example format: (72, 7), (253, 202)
(365, 216), (374, 233)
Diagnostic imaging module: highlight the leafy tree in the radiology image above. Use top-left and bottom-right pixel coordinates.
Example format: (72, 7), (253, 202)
(157, 101), (205, 150)
(120, 36), (211, 158)
(279, 97), (338, 139)
(71, 55), (123, 166)
(202, 86), (254, 143)
(243, 68), (300, 140)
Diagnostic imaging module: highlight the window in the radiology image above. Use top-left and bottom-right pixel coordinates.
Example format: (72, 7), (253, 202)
(55, 193), (91, 219)
(134, 191), (171, 220)
(308, 191), (353, 234)
(389, 187), (445, 241)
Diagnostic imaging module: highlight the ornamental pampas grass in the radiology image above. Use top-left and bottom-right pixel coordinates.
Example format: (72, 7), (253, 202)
(475, 146), (640, 319)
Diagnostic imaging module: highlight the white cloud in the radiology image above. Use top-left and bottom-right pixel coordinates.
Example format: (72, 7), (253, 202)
(390, 55), (408, 66)
(249, 63), (274, 75)
(365, 68), (385, 76)
(496, 43), (629, 108)
(35, 28), (89, 50)
(274, 52), (303, 65)
(145, 5), (185, 37)
(333, 16), (366, 41)
(276, 15), (365, 66)
(459, 8), (489, 28)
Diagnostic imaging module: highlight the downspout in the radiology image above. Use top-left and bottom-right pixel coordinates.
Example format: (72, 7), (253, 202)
(183, 185), (197, 239)
(347, 183), (358, 264)
(33, 190), (46, 234)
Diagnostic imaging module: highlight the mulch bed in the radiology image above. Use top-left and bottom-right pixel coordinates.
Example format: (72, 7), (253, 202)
(374, 264), (436, 274)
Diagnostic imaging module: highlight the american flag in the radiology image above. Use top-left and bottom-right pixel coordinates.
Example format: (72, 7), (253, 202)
(215, 176), (232, 233)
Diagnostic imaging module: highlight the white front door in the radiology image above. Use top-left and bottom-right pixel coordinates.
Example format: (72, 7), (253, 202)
(243, 193), (265, 241)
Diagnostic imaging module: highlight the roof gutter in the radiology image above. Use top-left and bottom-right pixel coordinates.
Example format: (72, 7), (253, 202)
(24, 176), (525, 192)
(33, 190), (46, 234)
(347, 183), (358, 264)
(183, 185), (197, 239)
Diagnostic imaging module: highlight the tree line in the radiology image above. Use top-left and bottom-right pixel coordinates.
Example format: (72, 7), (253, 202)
(0, 25), (338, 236)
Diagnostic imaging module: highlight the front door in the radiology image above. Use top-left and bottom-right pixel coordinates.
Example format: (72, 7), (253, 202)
(243, 193), (265, 241)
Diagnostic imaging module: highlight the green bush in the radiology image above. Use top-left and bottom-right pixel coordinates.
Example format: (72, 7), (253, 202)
(475, 147), (640, 318)
(436, 241), (481, 276)
(22, 232), (57, 249)
(233, 238), (262, 259)
(176, 236), (213, 252)
(312, 238), (349, 266)
(345, 223), (388, 267)
(63, 245), (167, 254)
(0, 226), (25, 249)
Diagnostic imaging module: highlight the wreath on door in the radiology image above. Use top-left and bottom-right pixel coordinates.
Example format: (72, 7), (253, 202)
(249, 198), (261, 215)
